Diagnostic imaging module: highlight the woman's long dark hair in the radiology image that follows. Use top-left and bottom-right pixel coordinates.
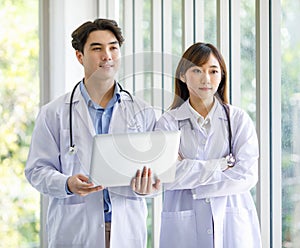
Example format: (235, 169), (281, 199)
(170, 42), (229, 109)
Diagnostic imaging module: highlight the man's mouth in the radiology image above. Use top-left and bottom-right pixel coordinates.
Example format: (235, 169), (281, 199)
(99, 63), (113, 68)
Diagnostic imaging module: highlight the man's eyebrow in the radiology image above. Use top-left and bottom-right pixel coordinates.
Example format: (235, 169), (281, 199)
(90, 41), (119, 47)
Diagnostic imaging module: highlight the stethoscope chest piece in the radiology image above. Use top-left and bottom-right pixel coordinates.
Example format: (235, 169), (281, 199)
(69, 145), (77, 155)
(226, 153), (235, 167)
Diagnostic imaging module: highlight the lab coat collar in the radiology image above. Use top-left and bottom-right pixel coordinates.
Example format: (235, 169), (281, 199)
(65, 81), (96, 136)
(174, 98), (227, 122)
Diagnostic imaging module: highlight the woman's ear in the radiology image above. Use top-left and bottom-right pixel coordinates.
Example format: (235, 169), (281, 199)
(180, 73), (186, 83)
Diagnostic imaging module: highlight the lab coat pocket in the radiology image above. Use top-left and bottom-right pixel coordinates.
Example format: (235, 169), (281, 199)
(123, 197), (147, 239)
(223, 207), (257, 248)
(50, 202), (88, 246)
(160, 210), (197, 248)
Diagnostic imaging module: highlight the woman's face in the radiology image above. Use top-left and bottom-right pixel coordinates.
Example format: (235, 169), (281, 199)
(181, 53), (222, 104)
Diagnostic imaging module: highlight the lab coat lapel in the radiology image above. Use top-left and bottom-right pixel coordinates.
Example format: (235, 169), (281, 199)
(71, 88), (95, 136)
(65, 88), (95, 171)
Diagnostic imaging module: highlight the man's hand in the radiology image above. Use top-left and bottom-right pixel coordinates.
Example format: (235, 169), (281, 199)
(67, 174), (104, 196)
(130, 166), (160, 195)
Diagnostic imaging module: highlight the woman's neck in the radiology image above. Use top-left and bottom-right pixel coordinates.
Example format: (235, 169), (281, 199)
(189, 97), (214, 118)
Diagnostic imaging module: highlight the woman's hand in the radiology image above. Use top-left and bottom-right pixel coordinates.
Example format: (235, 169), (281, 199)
(130, 166), (161, 195)
(67, 174), (104, 196)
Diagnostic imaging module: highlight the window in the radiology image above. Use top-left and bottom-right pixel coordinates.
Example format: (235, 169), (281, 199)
(0, 0), (40, 247)
(25, 0), (300, 247)
(281, 0), (300, 246)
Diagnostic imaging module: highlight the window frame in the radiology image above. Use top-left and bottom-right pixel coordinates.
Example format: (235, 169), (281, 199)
(39, 0), (282, 247)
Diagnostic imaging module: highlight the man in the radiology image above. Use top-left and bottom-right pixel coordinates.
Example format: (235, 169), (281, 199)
(25, 18), (160, 248)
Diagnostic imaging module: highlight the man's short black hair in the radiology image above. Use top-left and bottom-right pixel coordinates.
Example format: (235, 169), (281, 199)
(71, 18), (124, 53)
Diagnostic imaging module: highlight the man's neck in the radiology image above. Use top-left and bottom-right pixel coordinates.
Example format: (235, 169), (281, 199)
(84, 78), (115, 108)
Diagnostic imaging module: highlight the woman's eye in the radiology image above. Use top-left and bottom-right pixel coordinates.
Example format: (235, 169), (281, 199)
(193, 69), (201, 73)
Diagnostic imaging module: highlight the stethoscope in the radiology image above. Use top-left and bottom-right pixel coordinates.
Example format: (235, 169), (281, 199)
(68, 80), (133, 154)
(178, 102), (236, 167)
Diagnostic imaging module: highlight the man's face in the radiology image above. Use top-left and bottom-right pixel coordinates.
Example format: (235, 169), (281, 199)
(76, 30), (121, 82)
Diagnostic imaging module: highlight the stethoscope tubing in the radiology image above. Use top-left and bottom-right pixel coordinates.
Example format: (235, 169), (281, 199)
(178, 102), (234, 161)
(69, 81), (81, 152)
(68, 80), (133, 153)
(221, 103), (233, 155)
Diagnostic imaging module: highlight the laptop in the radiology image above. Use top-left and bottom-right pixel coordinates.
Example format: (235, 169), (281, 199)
(89, 130), (181, 187)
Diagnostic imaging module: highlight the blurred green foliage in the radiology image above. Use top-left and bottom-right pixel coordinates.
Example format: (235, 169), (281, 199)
(281, 0), (300, 246)
(1, 0), (300, 247)
(0, 0), (40, 247)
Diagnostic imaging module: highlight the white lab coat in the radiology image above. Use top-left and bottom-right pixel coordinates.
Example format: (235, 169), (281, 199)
(156, 99), (262, 248)
(25, 85), (156, 248)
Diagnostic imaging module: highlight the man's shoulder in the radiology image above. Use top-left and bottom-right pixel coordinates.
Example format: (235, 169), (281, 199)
(40, 92), (70, 113)
(120, 92), (152, 107)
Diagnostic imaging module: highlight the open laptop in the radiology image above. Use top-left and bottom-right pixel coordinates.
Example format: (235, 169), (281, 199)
(89, 130), (181, 187)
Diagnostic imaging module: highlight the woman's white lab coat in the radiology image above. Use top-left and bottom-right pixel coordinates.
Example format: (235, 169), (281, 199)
(25, 86), (156, 248)
(156, 99), (262, 248)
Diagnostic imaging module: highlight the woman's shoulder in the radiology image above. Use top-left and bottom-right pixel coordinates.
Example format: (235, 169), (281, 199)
(225, 104), (256, 132)
(159, 108), (180, 120)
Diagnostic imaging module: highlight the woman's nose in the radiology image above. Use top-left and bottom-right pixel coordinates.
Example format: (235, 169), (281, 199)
(201, 72), (210, 84)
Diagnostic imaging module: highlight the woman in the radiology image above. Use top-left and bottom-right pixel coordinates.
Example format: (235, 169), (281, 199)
(156, 42), (262, 248)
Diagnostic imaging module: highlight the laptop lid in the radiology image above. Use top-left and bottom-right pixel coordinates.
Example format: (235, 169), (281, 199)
(89, 130), (180, 187)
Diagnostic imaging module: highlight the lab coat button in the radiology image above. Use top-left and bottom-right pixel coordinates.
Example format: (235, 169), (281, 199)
(100, 224), (104, 228)
(205, 198), (210, 203)
(207, 229), (213, 235)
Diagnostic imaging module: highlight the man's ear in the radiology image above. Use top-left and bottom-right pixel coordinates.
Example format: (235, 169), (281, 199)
(76, 50), (83, 65)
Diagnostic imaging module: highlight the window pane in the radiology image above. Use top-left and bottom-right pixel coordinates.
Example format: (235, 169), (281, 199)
(204, 0), (217, 44)
(0, 0), (40, 247)
(240, 0), (256, 121)
(281, 0), (300, 247)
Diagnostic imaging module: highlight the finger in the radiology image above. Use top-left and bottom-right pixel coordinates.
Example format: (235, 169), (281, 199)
(135, 169), (141, 191)
(146, 169), (153, 193)
(77, 174), (90, 183)
(130, 178), (136, 191)
(141, 167), (148, 193)
(153, 179), (161, 191)
(142, 166), (147, 177)
(136, 169), (141, 177)
(77, 185), (104, 196)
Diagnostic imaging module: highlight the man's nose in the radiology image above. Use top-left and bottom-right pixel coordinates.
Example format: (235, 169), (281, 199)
(101, 49), (112, 60)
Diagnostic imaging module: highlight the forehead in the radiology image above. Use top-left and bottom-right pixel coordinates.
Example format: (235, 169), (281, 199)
(85, 30), (118, 46)
(198, 54), (220, 67)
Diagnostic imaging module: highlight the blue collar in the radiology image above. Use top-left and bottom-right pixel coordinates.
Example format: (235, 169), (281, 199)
(80, 80), (120, 109)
